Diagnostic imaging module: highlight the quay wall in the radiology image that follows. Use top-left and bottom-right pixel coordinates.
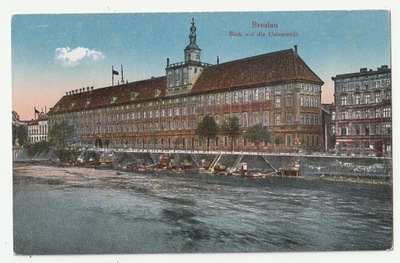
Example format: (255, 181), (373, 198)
(13, 148), (392, 178)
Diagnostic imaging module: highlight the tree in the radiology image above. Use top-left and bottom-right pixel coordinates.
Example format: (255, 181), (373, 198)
(48, 121), (76, 149)
(150, 131), (158, 149)
(220, 116), (241, 152)
(173, 137), (184, 150)
(195, 115), (219, 152)
(12, 124), (28, 147)
(244, 124), (271, 150)
(274, 136), (283, 146)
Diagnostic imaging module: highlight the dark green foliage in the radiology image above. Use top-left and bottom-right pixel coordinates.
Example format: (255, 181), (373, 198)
(195, 115), (219, 151)
(48, 121), (76, 149)
(26, 141), (51, 158)
(275, 136), (283, 145)
(220, 116), (241, 151)
(12, 124), (28, 147)
(244, 124), (271, 150)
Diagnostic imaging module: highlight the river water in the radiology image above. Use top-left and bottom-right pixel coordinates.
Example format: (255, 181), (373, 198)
(13, 163), (392, 255)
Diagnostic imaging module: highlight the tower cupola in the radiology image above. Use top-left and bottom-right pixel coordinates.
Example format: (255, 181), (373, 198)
(184, 18), (201, 63)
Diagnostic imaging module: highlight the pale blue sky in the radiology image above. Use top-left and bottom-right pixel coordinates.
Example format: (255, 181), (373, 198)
(12, 11), (390, 119)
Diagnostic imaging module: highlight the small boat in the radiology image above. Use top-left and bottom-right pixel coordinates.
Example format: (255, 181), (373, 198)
(279, 161), (300, 176)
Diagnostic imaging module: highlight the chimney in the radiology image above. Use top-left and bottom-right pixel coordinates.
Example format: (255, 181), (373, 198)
(360, 68), (367, 73)
(217, 56), (220, 65)
(294, 45), (298, 55)
(167, 57), (170, 67)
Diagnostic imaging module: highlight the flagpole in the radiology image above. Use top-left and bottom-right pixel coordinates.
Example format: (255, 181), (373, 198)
(121, 65), (124, 84)
(112, 66), (114, 86)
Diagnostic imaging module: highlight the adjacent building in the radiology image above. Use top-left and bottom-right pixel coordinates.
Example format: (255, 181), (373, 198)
(26, 112), (49, 144)
(331, 66), (391, 156)
(48, 19), (324, 152)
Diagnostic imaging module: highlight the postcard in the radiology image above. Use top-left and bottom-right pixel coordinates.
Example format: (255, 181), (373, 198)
(5, 3), (396, 263)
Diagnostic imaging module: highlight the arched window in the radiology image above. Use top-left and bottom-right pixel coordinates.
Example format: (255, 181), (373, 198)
(234, 92), (239, 103)
(253, 89), (259, 101)
(244, 90), (249, 103)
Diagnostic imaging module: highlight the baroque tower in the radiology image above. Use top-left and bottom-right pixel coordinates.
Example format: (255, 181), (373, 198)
(165, 18), (212, 96)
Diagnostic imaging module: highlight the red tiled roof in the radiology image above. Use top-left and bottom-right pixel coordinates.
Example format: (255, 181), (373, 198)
(191, 49), (323, 94)
(49, 48), (323, 115)
(49, 76), (166, 114)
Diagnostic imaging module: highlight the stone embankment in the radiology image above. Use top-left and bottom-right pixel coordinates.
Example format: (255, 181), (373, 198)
(13, 148), (392, 179)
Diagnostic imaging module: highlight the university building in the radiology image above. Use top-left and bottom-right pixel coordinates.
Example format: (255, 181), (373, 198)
(48, 19), (324, 152)
(331, 66), (391, 156)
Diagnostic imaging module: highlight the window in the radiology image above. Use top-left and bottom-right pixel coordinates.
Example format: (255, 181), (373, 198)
(341, 111), (348, 120)
(355, 110), (361, 119)
(286, 114), (292, 125)
(301, 96), (304, 106)
(286, 135), (292, 147)
(375, 109), (381, 118)
(341, 125), (348, 135)
(384, 124), (391, 135)
(355, 94), (361, 104)
(305, 97), (310, 107)
(365, 125), (370, 135)
(365, 94), (370, 104)
(225, 93), (230, 104)
(216, 94), (220, 104)
(286, 96), (292, 107)
(341, 96), (347, 106)
(264, 111), (269, 125)
(265, 88), (270, 100)
(234, 92), (239, 103)
(243, 90), (249, 103)
(253, 89), (259, 101)
(275, 114), (280, 125)
(243, 112), (248, 127)
(365, 109), (371, 118)
(175, 107), (180, 116)
(275, 97), (281, 108)
(375, 93), (381, 103)
(356, 125), (361, 135)
(383, 107), (391, 118)
(385, 90), (391, 100)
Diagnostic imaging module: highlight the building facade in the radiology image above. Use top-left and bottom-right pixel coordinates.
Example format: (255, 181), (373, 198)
(331, 66), (391, 156)
(48, 19), (324, 152)
(26, 113), (49, 144)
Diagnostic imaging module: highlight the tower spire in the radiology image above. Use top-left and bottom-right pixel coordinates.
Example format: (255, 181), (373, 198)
(184, 18), (201, 63)
(189, 18), (197, 45)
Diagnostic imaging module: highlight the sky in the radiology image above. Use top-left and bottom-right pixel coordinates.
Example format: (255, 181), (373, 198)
(12, 11), (390, 120)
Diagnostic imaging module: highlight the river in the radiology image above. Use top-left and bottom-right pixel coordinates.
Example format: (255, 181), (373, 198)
(13, 163), (392, 255)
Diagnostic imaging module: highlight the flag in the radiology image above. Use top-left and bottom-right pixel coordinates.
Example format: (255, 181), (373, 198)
(112, 69), (119, 75)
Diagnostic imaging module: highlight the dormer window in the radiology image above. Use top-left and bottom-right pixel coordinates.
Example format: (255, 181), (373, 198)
(111, 95), (118, 104)
(70, 101), (76, 109)
(154, 89), (161, 97)
(130, 92), (140, 100)
(86, 98), (92, 105)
